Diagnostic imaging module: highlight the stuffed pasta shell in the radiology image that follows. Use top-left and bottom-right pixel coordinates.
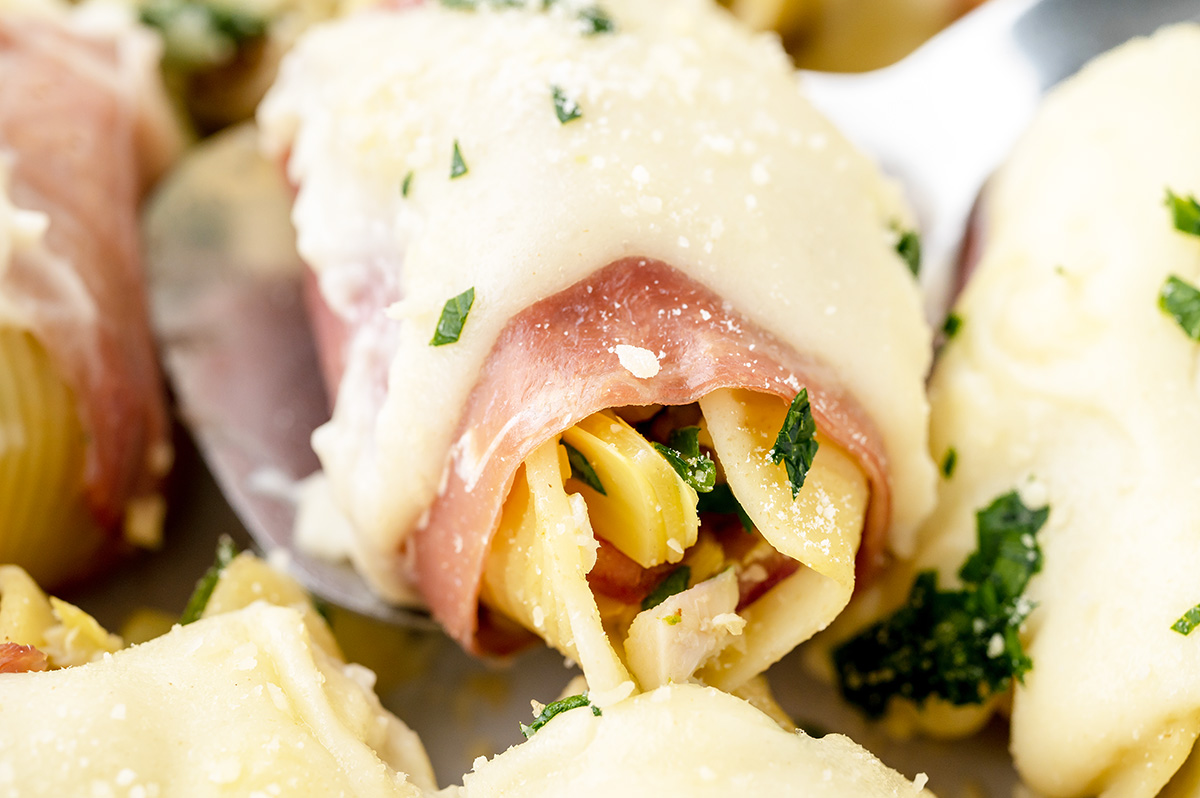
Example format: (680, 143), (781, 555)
(0, 5), (179, 587)
(456, 682), (933, 798)
(0, 555), (436, 797)
(830, 24), (1200, 798)
(0, 554), (941, 798)
(260, 0), (935, 699)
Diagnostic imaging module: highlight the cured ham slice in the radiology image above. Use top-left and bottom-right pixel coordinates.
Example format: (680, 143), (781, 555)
(261, 0), (935, 692)
(0, 10), (179, 585)
(0, 642), (47, 674)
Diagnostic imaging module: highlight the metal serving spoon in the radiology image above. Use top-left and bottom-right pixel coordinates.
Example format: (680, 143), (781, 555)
(144, 0), (1200, 625)
(802, 0), (1200, 322)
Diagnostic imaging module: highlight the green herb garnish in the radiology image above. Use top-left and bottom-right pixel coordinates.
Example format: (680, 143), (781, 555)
(1159, 276), (1200, 341)
(641, 565), (691, 612)
(942, 312), (963, 340)
(437, 0), (614, 37)
(662, 609), (683, 625)
(833, 491), (1047, 718)
(520, 693), (601, 738)
(180, 535), (238, 625)
(895, 228), (921, 277)
(564, 442), (605, 495)
(1166, 189), (1200, 237)
(430, 287), (475, 346)
(769, 389), (818, 498)
(552, 85), (583, 124)
(578, 5), (614, 34)
(696, 483), (753, 532)
(312, 595), (336, 624)
(941, 447), (957, 478)
(652, 427), (716, 493)
(1172, 603), (1200, 636)
(401, 171), (414, 197)
(139, 0), (267, 69)
(450, 140), (469, 179)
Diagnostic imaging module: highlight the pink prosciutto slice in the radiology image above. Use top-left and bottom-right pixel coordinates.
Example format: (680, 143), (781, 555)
(0, 642), (48, 674)
(0, 17), (176, 560)
(375, 258), (892, 654)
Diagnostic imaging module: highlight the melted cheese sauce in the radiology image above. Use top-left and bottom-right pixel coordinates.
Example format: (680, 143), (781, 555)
(895, 24), (1200, 798)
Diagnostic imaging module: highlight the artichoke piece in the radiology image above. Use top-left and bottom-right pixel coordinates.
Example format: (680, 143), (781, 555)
(482, 440), (634, 700)
(561, 411), (699, 569)
(0, 566), (121, 668)
(700, 388), (867, 577)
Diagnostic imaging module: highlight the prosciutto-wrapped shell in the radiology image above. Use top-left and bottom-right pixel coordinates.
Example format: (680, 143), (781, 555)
(260, 0), (934, 696)
(0, 8), (179, 586)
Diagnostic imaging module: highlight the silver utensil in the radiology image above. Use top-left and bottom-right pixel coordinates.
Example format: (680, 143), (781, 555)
(144, 0), (1200, 624)
(801, 0), (1200, 323)
(144, 125), (433, 626)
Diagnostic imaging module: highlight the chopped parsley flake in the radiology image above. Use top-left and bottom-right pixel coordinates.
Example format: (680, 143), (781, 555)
(311, 595), (334, 625)
(438, 0), (614, 38)
(834, 491), (1047, 718)
(564, 442), (605, 495)
(895, 227), (921, 277)
(1172, 603), (1200, 636)
(653, 426), (716, 493)
(941, 447), (958, 478)
(450, 140), (469, 179)
(696, 483), (753, 532)
(139, 0), (266, 69)
(180, 535), (238, 625)
(578, 5), (614, 34)
(942, 312), (963, 339)
(770, 389), (819, 498)
(662, 609), (683, 625)
(401, 171), (413, 197)
(430, 287), (475, 346)
(1159, 276), (1200, 341)
(642, 565), (691, 612)
(552, 85), (583, 124)
(520, 693), (601, 738)
(1166, 190), (1200, 237)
